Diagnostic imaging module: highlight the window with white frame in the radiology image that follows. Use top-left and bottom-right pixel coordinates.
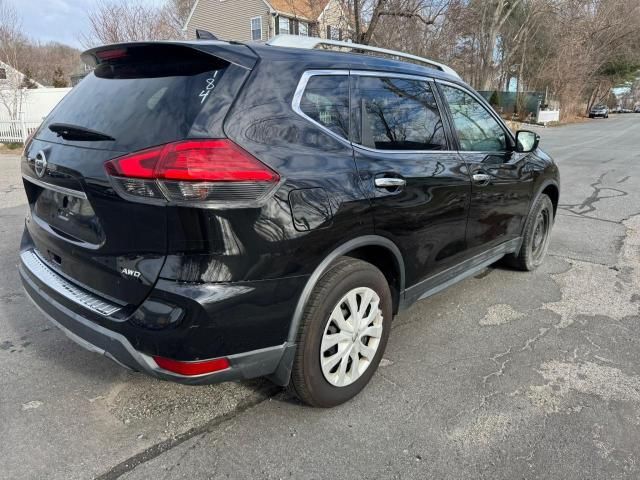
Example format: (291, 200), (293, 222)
(299, 22), (308, 36)
(250, 16), (262, 41)
(278, 16), (290, 34)
(327, 26), (341, 40)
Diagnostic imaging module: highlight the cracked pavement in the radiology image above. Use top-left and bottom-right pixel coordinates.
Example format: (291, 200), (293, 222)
(1, 115), (640, 479)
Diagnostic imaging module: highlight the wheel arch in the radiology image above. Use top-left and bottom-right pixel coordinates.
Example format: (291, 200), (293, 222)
(541, 182), (559, 217)
(268, 235), (405, 386)
(289, 235), (405, 343)
(529, 179), (560, 221)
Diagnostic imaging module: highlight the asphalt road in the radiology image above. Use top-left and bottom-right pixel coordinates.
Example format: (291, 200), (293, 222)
(1, 115), (640, 479)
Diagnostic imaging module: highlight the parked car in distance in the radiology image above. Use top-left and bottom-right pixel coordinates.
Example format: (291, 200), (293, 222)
(589, 104), (609, 118)
(635, 106), (640, 113)
(19, 35), (560, 407)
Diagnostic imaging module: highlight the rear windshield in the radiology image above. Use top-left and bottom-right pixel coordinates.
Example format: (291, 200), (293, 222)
(39, 46), (228, 152)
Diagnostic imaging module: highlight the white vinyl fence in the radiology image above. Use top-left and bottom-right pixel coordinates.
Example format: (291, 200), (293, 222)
(0, 87), (71, 144)
(0, 119), (41, 143)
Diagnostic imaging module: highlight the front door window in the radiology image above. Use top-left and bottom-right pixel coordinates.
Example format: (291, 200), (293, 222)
(440, 85), (507, 152)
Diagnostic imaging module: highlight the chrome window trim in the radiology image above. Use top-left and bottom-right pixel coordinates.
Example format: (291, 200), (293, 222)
(434, 79), (517, 153)
(291, 70), (352, 147)
(22, 174), (88, 199)
(351, 70), (433, 82)
(349, 70), (453, 154)
(293, 69), (459, 154)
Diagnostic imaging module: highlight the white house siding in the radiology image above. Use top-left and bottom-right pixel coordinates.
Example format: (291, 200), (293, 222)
(186, 0), (272, 42)
(317, 0), (351, 39)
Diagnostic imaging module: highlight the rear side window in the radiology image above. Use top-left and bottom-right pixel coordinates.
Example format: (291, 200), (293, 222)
(353, 76), (446, 151)
(39, 46), (228, 152)
(298, 75), (350, 140)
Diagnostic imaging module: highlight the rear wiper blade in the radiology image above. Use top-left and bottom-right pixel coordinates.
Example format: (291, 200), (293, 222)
(48, 123), (115, 141)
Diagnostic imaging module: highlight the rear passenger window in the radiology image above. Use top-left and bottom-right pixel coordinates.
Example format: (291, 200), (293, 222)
(353, 76), (446, 151)
(299, 75), (349, 139)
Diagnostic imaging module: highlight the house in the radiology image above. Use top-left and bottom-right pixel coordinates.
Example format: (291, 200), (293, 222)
(183, 0), (351, 43)
(0, 61), (44, 89)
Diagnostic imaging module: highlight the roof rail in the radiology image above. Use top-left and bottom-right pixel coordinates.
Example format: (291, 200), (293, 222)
(266, 34), (460, 79)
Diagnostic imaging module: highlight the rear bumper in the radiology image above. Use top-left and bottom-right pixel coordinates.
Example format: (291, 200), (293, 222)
(19, 249), (297, 385)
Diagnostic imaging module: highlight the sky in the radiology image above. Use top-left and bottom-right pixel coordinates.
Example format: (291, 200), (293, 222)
(15, 0), (166, 49)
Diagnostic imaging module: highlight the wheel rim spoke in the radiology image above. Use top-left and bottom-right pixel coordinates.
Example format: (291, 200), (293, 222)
(359, 342), (377, 361)
(322, 345), (347, 371)
(346, 292), (360, 331)
(336, 348), (350, 384)
(330, 305), (353, 333)
(321, 332), (350, 352)
(360, 324), (382, 339)
(350, 349), (361, 381)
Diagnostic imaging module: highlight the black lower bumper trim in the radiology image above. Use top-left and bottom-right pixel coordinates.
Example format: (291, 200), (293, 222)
(20, 261), (290, 385)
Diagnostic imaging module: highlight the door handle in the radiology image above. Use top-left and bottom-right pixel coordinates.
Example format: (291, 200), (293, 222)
(375, 177), (406, 189)
(472, 173), (491, 185)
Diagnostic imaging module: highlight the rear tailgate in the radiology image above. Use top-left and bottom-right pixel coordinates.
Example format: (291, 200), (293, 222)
(22, 42), (256, 307)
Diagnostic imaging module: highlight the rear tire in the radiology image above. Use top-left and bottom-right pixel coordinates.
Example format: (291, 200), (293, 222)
(288, 257), (392, 407)
(504, 194), (554, 271)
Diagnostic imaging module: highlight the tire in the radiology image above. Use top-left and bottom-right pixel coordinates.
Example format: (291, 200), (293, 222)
(288, 256), (393, 407)
(504, 194), (554, 271)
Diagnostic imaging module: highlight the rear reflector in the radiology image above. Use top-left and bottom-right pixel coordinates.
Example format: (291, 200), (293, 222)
(153, 356), (230, 376)
(105, 139), (279, 204)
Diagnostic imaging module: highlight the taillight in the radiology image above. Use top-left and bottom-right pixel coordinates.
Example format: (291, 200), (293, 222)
(105, 139), (279, 205)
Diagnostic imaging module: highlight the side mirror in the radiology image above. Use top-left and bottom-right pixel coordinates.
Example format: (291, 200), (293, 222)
(515, 130), (540, 153)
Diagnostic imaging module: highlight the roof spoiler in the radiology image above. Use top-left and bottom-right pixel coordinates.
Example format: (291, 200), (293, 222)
(82, 41), (257, 70)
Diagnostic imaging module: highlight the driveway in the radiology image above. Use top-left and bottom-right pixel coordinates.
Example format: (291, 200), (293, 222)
(2, 115), (639, 479)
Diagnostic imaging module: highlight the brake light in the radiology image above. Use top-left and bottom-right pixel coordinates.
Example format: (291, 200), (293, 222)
(153, 356), (230, 376)
(105, 139), (279, 204)
(95, 48), (128, 61)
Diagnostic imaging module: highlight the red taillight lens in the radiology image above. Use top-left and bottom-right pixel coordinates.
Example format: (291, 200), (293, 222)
(158, 140), (278, 182)
(105, 146), (161, 179)
(105, 139), (279, 204)
(153, 356), (230, 376)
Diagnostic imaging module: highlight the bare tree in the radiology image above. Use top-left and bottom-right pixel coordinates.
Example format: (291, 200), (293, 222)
(82, 0), (180, 47)
(0, 0), (31, 119)
(166, 0), (197, 36)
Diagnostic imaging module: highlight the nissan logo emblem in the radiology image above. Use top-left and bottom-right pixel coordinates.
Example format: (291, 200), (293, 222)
(34, 151), (47, 178)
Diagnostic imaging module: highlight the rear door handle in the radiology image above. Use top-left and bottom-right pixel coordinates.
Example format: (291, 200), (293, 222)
(472, 173), (491, 185)
(375, 177), (406, 189)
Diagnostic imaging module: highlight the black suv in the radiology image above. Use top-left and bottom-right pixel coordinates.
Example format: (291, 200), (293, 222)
(19, 37), (559, 407)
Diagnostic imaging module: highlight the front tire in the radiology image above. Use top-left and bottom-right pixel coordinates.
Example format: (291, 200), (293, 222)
(289, 257), (392, 407)
(505, 194), (554, 271)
